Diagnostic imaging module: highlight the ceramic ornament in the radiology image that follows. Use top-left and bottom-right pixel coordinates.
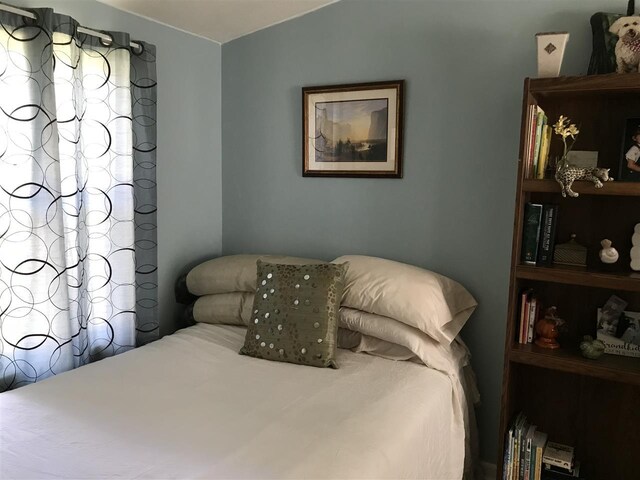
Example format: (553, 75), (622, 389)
(599, 239), (619, 264)
(632, 223), (640, 271)
(536, 32), (569, 78)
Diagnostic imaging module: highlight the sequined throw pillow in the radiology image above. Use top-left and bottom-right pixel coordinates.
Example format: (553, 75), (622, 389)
(239, 260), (346, 368)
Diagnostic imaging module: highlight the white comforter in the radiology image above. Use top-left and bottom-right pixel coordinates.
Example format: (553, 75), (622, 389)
(1, 324), (466, 479)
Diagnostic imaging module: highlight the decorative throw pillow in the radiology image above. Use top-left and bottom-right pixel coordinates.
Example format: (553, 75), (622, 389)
(240, 260), (346, 368)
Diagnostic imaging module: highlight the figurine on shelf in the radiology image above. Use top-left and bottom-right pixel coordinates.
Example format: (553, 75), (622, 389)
(552, 115), (614, 197)
(599, 239), (619, 264)
(535, 306), (564, 349)
(579, 335), (606, 360)
(555, 164), (613, 198)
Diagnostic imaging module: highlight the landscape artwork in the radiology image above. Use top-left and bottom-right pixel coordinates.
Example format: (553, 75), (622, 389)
(303, 80), (404, 177)
(314, 99), (389, 163)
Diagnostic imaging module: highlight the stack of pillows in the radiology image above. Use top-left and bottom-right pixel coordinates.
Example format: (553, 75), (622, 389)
(185, 254), (478, 371)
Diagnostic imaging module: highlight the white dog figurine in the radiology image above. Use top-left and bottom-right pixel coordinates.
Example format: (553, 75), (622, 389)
(610, 16), (640, 73)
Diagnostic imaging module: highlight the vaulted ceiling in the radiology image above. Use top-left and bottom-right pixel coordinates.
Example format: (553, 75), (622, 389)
(98, 0), (338, 43)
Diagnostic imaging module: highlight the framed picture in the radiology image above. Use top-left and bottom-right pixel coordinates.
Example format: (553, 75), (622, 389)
(619, 117), (640, 182)
(302, 80), (404, 178)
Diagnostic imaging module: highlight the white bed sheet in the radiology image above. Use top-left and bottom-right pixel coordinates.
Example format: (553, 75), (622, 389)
(1, 324), (466, 479)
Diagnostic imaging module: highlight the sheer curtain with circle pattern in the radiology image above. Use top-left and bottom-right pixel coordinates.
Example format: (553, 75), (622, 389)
(0, 7), (158, 391)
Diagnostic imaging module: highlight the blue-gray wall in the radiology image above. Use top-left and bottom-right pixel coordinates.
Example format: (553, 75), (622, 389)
(12, 0), (223, 336)
(222, 0), (613, 462)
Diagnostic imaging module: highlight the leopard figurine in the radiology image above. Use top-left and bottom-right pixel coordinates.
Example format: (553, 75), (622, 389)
(555, 164), (613, 198)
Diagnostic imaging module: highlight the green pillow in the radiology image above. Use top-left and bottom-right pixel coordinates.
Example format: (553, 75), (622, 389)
(240, 260), (346, 368)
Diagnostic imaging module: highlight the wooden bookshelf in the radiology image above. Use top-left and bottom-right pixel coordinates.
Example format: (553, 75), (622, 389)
(497, 75), (640, 480)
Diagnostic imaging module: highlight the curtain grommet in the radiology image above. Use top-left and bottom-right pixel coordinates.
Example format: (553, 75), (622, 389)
(132, 42), (144, 56)
(22, 9), (39, 26)
(99, 33), (113, 47)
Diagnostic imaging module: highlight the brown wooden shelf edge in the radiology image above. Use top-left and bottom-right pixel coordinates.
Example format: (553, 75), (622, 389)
(529, 72), (640, 94)
(509, 343), (640, 386)
(516, 265), (640, 292)
(522, 179), (640, 196)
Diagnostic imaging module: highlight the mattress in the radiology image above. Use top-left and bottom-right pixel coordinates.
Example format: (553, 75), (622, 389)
(0, 324), (467, 479)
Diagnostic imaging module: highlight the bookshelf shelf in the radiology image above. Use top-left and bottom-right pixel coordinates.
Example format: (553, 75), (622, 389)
(529, 72), (640, 94)
(509, 343), (640, 386)
(522, 179), (640, 196)
(516, 265), (640, 292)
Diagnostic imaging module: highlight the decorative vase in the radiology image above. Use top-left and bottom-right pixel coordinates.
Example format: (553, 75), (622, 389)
(534, 306), (563, 349)
(536, 32), (569, 78)
(535, 317), (560, 349)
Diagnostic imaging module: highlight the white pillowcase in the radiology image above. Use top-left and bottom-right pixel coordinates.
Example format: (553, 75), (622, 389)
(333, 255), (477, 345)
(337, 328), (417, 361)
(193, 293), (254, 326)
(186, 254), (325, 296)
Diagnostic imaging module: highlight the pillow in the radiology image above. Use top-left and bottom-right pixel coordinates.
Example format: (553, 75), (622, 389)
(186, 255), (325, 296)
(338, 307), (470, 374)
(332, 255), (477, 345)
(193, 292), (254, 326)
(240, 260), (346, 368)
(337, 328), (417, 361)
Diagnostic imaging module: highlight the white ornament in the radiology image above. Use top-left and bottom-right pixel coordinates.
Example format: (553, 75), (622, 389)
(632, 224), (640, 272)
(536, 32), (569, 78)
(599, 239), (619, 264)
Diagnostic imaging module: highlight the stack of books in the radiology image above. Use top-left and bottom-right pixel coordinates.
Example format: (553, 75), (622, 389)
(524, 105), (552, 179)
(542, 442), (583, 479)
(521, 203), (558, 266)
(518, 289), (537, 345)
(503, 414), (584, 480)
(503, 413), (548, 480)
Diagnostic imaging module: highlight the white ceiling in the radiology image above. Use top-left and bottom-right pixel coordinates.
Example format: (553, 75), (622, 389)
(98, 0), (338, 44)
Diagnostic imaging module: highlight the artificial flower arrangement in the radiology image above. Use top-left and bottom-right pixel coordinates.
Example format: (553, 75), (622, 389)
(553, 115), (580, 169)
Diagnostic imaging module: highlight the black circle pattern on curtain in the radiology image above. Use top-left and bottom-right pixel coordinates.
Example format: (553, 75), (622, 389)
(0, 8), (158, 391)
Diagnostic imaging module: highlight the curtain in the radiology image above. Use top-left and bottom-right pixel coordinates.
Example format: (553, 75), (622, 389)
(0, 7), (157, 391)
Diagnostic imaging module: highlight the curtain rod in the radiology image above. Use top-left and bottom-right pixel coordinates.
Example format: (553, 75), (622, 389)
(0, 2), (142, 51)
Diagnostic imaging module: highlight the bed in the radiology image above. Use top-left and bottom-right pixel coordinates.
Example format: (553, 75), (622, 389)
(0, 255), (480, 479)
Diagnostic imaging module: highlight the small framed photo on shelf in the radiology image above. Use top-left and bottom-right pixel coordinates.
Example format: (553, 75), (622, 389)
(302, 80), (404, 178)
(619, 118), (640, 182)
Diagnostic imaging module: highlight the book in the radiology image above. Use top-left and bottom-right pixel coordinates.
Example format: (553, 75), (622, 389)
(533, 109), (546, 177)
(536, 125), (552, 179)
(521, 203), (544, 265)
(503, 426), (513, 480)
(524, 105), (537, 178)
(519, 290), (533, 344)
(519, 291), (528, 344)
(597, 308), (640, 358)
(524, 425), (537, 480)
(516, 415), (530, 480)
(532, 430), (548, 480)
(542, 442), (574, 470)
(536, 204), (558, 266)
(527, 296), (538, 344)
